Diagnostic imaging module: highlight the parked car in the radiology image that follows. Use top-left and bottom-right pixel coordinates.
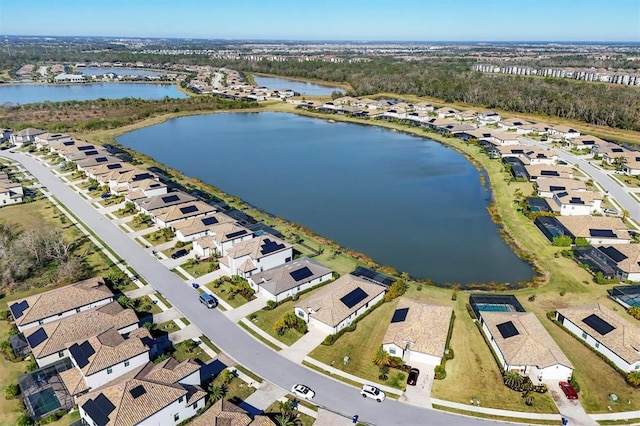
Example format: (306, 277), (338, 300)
(559, 381), (578, 400)
(171, 249), (188, 259)
(100, 193), (111, 199)
(407, 368), (420, 386)
(291, 384), (315, 400)
(360, 384), (385, 402)
(199, 293), (217, 308)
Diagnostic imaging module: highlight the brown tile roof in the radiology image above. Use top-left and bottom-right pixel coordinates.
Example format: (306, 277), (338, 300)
(382, 298), (453, 358)
(557, 304), (640, 364)
(225, 235), (290, 261)
(75, 328), (150, 376)
(250, 257), (333, 296)
(557, 216), (631, 241)
(598, 244), (640, 274)
(12, 276), (113, 327)
(24, 302), (138, 359)
(59, 365), (89, 396)
(138, 358), (200, 384)
(191, 398), (253, 426)
(297, 275), (385, 328)
(173, 212), (235, 238)
(134, 191), (196, 212)
(524, 164), (574, 179)
(482, 311), (573, 369)
(535, 178), (586, 193)
(209, 222), (252, 244)
(153, 201), (216, 224)
(251, 415), (277, 426)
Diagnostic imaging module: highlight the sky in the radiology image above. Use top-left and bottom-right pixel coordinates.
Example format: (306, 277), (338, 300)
(1, 0), (639, 42)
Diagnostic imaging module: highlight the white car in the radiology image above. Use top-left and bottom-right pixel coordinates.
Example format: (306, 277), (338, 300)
(291, 384), (315, 400)
(360, 384), (386, 402)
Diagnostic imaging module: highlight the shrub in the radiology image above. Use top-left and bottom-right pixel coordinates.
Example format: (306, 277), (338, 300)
(528, 294), (536, 302)
(628, 307), (640, 320)
(552, 235), (572, 247)
(559, 290), (566, 297)
(175, 240), (186, 248)
(40, 410), (66, 424)
(626, 371), (640, 387)
(434, 365), (447, 380)
(16, 414), (34, 426)
(384, 279), (407, 302)
(465, 303), (476, 319)
(4, 383), (19, 398)
(574, 237), (590, 247)
(444, 348), (454, 361)
(569, 376), (581, 393)
(451, 292), (457, 301)
(0, 310), (10, 320)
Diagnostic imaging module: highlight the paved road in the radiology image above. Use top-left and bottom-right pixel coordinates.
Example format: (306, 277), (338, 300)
(4, 151), (493, 425)
(519, 137), (640, 220)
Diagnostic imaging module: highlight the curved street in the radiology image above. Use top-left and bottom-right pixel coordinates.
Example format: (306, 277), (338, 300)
(2, 150), (494, 425)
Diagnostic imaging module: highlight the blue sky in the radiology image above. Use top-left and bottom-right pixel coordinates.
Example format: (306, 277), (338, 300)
(1, 0), (638, 42)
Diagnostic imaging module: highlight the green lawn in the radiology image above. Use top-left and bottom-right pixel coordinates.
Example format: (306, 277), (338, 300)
(209, 370), (256, 405)
(181, 260), (218, 278)
(163, 243), (192, 257)
(205, 280), (254, 309)
(154, 292), (173, 308)
(246, 297), (312, 346)
(171, 340), (212, 363)
(126, 218), (152, 231)
(142, 229), (176, 246)
(156, 320), (180, 334)
(0, 319), (32, 426)
(133, 295), (163, 315)
(263, 400), (315, 426)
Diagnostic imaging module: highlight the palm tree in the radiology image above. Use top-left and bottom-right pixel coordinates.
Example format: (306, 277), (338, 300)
(372, 346), (390, 367)
(277, 400), (293, 416)
(275, 413), (300, 426)
(207, 384), (227, 403)
(503, 371), (524, 389)
(626, 371), (640, 387)
(378, 365), (390, 380)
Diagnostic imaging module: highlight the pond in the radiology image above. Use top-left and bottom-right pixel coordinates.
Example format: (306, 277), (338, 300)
(253, 75), (345, 96)
(117, 112), (532, 285)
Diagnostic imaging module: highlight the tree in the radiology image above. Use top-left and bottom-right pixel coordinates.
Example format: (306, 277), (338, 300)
(275, 413), (300, 426)
(626, 371), (640, 387)
(207, 384), (227, 403)
(220, 369), (235, 385)
(378, 365), (390, 380)
(384, 279), (407, 302)
(503, 371), (524, 389)
(277, 400), (293, 416)
(372, 345), (390, 367)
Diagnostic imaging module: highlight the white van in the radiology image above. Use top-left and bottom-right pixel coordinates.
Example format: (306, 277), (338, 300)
(199, 293), (217, 309)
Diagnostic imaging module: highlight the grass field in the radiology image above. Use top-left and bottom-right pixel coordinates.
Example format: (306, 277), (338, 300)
(171, 340), (212, 364)
(0, 319), (31, 426)
(205, 280), (253, 309)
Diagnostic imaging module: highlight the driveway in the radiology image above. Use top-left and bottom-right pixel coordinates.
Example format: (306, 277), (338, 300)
(402, 362), (437, 408)
(547, 381), (597, 426)
(0, 150), (503, 426)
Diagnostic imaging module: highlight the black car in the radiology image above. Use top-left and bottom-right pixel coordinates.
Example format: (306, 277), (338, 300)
(171, 249), (188, 259)
(407, 368), (420, 386)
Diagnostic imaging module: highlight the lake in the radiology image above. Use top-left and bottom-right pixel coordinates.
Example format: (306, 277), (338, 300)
(117, 112), (532, 285)
(254, 75), (345, 96)
(0, 83), (187, 105)
(79, 68), (166, 76)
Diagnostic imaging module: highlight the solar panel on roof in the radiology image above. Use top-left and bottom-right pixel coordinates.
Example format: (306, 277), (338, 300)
(613, 148), (624, 152)
(556, 191), (568, 198)
(162, 194), (179, 203)
(78, 145), (95, 151)
(132, 173), (153, 181)
(583, 141), (595, 145)
(226, 230), (248, 239)
(95, 157), (108, 163)
(391, 307), (409, 323)
(201, 216), (219, 226)
(569, 197), (585, 205)
(260, 238), (286, 255)
(589, 229), (617, 238)
(26, 328), (48, 348)
(130, 385), (147, 399)
(179, 205), (198, 214)
(540, 170), (560, 176)
(69, 341), (96, 368)
(582, 313), (615, 335)
(9, 300), (29, 319)
(106, 163), (121, 169)
(599, 246), (628, 263)
(496, 321), (519, 339)
(82, 394), (115, 426)
(290, 266), (313, 282)
(63, 141), (74, 146)
(84, 150), (99, 156)
(340, 287), (369, 309)
(549, 186), (566, 191)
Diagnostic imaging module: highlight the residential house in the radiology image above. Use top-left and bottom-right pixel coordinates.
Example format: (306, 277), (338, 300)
(597, 245), (640, 282)
(535, 178), (587, 198)
(191, 399), (276, 426)
(85, 162), (128, 181)
(622, 156), (640, 176)
(22, 301), (139, 367)
(522, 148), (558, 165)
(479, 310), (573, 381)
(103, 168), (159, 194)
(520, 122), (552, 135)
(152, 201), (217, 228)
(557, 216), (631, 245)
(435, 107), (460, 118)
(54, 73), (85, 83)
(75, 154), (122, 171)
(61, 327), (152, 396)
(0, 128), (11, 141)
(294, 274), (386, 335)
(382, 297), (453, 365)
(126, 178), (168, 201)
(486, 130), (520, 146)
(548, 124), (580, 140)
(477, 110), (502, 125)
(524, 164), (574, 180)
(600, 145), (633, 166)
(247, 257), (334, 302)
(9, 276), (114, 332)
(134, 191), (197, 215)
(556, 304), (640, 373)
(454, 110), (478, 121)
(551, 190), (602, 216)
(567, 135), (606, 152)
(78, 358), (206, 426)
(0, 180), (24, 206)
(34, 133), (73, 149)
(220, 235), (292, 278)
(498, 118), (535, 132)
(194, 221), (253, 255)
(173, 212), (235, 242)
(10, 128), (46, 147)
(58, 144), (109, 162)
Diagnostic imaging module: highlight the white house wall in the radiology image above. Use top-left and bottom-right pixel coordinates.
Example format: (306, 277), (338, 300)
(557, 314), (640, 373)
(382, 343), (405, 359)
(36, 350), (68, 368)
(409, 351), (442, 365)
(538, 364), (573, 381)
(17, 297), (114, 332)
(83, 351), (150, 390)
(480, 320), (509, 371)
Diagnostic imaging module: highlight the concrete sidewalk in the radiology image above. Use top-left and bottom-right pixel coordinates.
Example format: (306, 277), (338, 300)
(280, 326), (327, 363)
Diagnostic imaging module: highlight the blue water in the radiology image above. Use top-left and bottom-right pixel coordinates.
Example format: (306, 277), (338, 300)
(79, 68), (166, 76)
(0, 83), (187, 105)
(117, 112), (532, 285)
(253, 75), (345, 96)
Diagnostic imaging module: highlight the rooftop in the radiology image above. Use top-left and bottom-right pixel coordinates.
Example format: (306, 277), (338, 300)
(225, 235), (291, 260)
(557, 216), (630, 241)
(250, 257), (333, 296)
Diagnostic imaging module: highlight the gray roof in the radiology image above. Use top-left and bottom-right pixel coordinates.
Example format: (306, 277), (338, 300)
(135, 191), (197, 212)
(250, 257), (333, 296)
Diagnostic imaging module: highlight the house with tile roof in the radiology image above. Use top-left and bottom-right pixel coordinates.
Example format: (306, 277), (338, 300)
(173, 212), (235, 242)
(535, 178), (587, 198)
(75, 154), (122, 171)
(78, 357), (205, 426)
(191, 399), (276, 426)
(204, 221), (254, 255)
(133, 191), (197, 215)
(125, 178), (168, 201)
(557, 215), (631, 245)
(22, 301), (139, 368)
(294, 274), (386, 335)
(550, 190), (602, 216)
(34, 132), (73, 149)
(479, 311), (573, 381)
(556, 304), (640, 373)
(477, 110), (501, 125)
(152, 201), (216, 228)
(524, 164), (574, 181)
(62, 327), (152, 395)
(10, 128), (46, 147)
(0, 179), (24, 206)
(566, 135), (606, 151)
(382, 298), (453, 365)
(248, 257), (334, 302)
(548, 124), (580, 140)
(10, 276), (114, 332)
(596, 245), (640, 282)
(220, 235), (292, 278)
(85, 162), (129, 181)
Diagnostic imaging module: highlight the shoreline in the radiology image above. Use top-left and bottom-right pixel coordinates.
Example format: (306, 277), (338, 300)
(84, 104), (540, 288)
(251, 72), (353, 93)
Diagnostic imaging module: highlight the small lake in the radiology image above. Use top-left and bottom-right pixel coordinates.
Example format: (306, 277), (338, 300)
(79, 68), (166, 76)
(0, 83), (187, 105)
(117, 112), (532, 285)
(254, 75), (345, 96)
